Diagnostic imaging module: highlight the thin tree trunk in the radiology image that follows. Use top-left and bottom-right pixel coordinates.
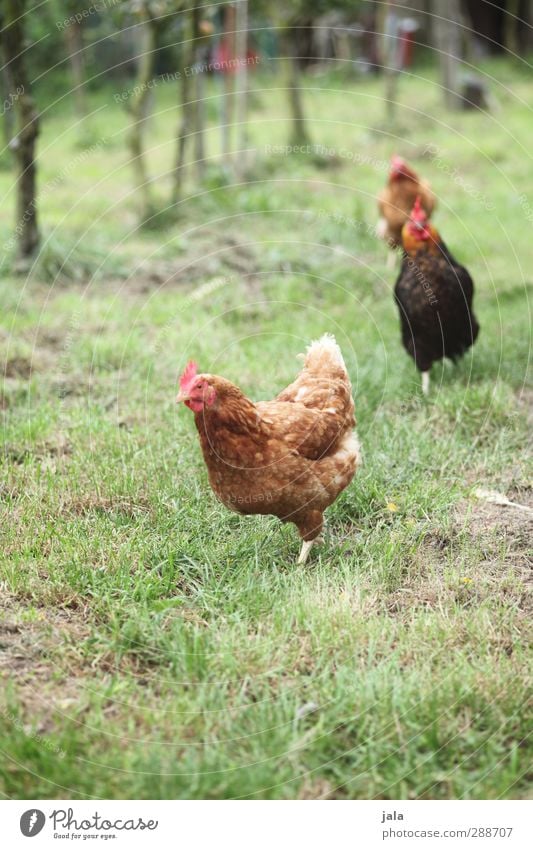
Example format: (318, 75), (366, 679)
(234, 0), (248, 178)
(516, 0), (533, 55)
(193, 70), (206, 183)
(172, 4), (210, 198)
(64, 19), (87, 119)
(463, 0), (506, 54)
(172, 9), (195, 203)
(3, 0), (40, 263)
(382, 1), (401, 122)
(192, 4), (206, 183)
(129, 11), (158, 217)
(434, 0), (462, 108)
(285, 31), (310, 147)
(173, 57), (192, 202)
(220, 3), (235, 164)
(0, 58), (16, 150)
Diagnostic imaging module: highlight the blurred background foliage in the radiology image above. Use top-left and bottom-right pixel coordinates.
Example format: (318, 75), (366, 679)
(1, 0), (532, 267)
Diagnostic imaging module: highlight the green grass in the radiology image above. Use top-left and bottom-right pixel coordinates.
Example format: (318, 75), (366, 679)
(0, 59), (532, 800)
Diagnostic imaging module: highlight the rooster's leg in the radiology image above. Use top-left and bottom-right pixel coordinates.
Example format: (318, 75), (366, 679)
(297, 540), (314, 565)
(421, 371), (430, 395)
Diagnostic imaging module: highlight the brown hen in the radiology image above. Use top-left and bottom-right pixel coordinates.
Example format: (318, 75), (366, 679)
(176, 335), (360, 563)
(377, 155), (436, 259)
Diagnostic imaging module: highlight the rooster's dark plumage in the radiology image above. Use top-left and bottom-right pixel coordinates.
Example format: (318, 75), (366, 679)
(394, 198), (480, 393)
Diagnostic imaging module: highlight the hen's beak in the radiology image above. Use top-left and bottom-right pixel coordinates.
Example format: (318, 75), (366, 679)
(175, 389), (189, 403)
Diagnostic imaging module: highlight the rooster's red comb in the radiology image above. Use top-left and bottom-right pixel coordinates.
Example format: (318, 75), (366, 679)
(411, 195), (428, 223)
(406, 195), (431, 241)
(179, 360), (198, 392)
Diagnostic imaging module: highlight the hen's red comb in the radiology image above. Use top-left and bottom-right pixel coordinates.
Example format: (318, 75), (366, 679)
(391, 155), (417, 181)
(179, 360), (198, 392)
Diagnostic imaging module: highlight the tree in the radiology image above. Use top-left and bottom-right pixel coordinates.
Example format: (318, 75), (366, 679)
(433, 0), (462, 109)
(381, 0), (402, 122)
(219, 3), (235, 165)
(172, 2), (213, 200)
(207, 2), (251, 180)
(275, 0), (360, 146)
(173, 9), (193, 202)
(284, 26), (311, 146)
(0, 41), (16, 151)
(190, 3), (208, 184)
(515, 0), (533, 55)
(214, 0), (250, 178)
(63, 0), (87, 119)
(234, 0), (249, 177)
(2, 0), (40, 264)
(463, 0), (533, 56)
(127, 1), (162, 218)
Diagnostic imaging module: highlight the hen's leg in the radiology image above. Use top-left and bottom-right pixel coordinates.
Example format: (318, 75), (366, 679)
(421, 371), (430, 395)
(386, 251), (396, 271)
(298, 540), (314, 565)
(296, 510), (323, 565)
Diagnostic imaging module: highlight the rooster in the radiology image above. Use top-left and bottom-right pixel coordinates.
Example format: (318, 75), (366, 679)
(394, 197), (480, 394)
(377, 155), (436, 266)
(176, 335), (360, 563)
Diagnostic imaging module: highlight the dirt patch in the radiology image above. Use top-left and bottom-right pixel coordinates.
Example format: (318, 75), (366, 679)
(63, 494), (152, 519)
(32, 328), (65, 352)
(460, 487), (532, 570)
(516, 387), (533, 429)
(0, 598), (93, 731)
(3, 347), (58, 379)
(0, 599), (90, 680)
(129, 232), (257, 294)
(383, 529), (453, 613)
(3, 356), (34, 379)
(3, 434), (72, 465)
(384, 491), (532, 618)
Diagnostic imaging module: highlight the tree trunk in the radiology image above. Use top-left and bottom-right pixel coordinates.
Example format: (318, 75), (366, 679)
(514, 0), (533, 54)
(193, 69), (206, 184)
(234, 0), (248, 177)
(172, 7), (196, 203)
(3, 0), (40, 264)
(285, 31), (310, 147)
(0, 56), (16, 151)
(384, 12), (400, 121)
(129, 10), (158, 218)
(64, 19), (87, 119)
(191, 4), (206, 184)
(463, 0), (507, 54)
(173, 54), (192, 203)
(220, 3), (235, 164)
(382, 1), (401, 122)
(434, 0), (462, 109)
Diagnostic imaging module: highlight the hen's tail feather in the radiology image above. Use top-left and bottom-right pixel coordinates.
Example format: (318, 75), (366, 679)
(304, 333), (347, 374)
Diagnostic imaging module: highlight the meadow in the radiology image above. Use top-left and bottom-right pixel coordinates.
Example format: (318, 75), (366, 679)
(0, 58), (531, 799)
